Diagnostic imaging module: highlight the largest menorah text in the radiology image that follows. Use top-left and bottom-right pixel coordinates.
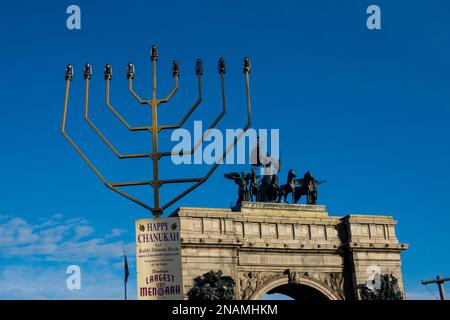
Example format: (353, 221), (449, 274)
(62, 45), (252, 216)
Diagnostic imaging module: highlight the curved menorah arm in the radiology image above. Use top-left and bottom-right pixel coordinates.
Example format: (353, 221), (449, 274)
(62, 79), (109, 185)
(157, 72), (226, 158)
(128, 77), (146, 104)
(158, 74), (202, 131)
(62, 76), (153, 211)
(105, 184), (153, 211)
(110, 177), (202, 188)
(160, 69), (252, 211)
(105, 79), (150, 132)
(159, 75), (179, 104)
(83, 78), (153, 159)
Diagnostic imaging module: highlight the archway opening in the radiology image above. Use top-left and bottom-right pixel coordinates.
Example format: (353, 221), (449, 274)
(261, 293), (293, 300)
(262, 283), (330, 301)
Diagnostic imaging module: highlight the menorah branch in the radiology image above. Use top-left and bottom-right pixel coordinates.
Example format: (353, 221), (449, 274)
(158, 74), (202, 131)
(61, 78), (109, 185)
(62, 66), (154, 212)
(159, 75), (179, 104)
(128, 78), (146, 104)
(160, 64), (252, 211)
(110, 177), (202, 188)
(111, 181), (154, 187)
(84, 77), (152, 159)
(158, 69), (226, 158)
(107, 79), (150, 131)
(105, 184), (153, 211)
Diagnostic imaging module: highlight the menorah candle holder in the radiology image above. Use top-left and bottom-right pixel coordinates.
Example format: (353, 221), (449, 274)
(62, 45), (252, 216)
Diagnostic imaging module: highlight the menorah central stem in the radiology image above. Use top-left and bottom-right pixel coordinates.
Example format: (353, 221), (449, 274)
(151, 103), (160, 215)
(245, 72), (251, 125)
(150, 57), (162, 216)
(152, 60), (157, 100)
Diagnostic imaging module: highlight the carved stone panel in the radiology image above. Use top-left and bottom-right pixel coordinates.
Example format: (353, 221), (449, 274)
(288, 270), (345, 299)
(239, 271), (275, 300)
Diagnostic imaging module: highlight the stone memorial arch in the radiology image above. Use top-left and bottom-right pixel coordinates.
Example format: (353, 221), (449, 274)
(171, 202), (408, 300)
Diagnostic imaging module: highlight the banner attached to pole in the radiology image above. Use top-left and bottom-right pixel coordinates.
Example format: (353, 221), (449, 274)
(135, 217), (183, 300)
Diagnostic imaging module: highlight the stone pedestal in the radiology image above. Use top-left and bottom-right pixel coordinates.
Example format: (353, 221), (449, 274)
(170, 201), (408, 300)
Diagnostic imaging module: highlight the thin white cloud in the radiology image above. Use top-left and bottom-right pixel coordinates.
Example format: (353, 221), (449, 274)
(0, 214), (134, 262)
(0, 264), (136, 299)
(73, 225), (95, 240)
(106, 228), (127, 239)
(0, 214), (136, 299)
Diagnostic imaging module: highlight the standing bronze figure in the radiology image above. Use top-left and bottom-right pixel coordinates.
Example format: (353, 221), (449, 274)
(224, 172), (252, 206)
(294, 171), (326, 205)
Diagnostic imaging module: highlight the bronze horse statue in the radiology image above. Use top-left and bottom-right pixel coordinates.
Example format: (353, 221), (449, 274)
(278, 170), (326, 204)
(293, 171), (326, 204)
(258, 174), (278, 202)
(278, 169), (297, 203)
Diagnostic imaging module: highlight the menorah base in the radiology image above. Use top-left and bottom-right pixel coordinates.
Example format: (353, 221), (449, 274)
(151, 209), (163, 217)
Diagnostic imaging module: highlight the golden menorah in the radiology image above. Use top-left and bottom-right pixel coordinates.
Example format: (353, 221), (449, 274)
(62, 45), (252, 216)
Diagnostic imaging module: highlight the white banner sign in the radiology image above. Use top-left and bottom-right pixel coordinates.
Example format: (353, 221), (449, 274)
(135, 217), (183, 300)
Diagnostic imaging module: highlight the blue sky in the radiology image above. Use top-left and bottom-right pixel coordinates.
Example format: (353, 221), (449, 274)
(0, 0), (449, 299)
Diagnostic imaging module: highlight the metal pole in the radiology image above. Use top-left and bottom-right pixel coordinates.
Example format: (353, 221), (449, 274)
(124, 250), (127, 301)
(437, 275), (446, 300)
(421, 274), (450, 300)
(124, 276), (127, 300)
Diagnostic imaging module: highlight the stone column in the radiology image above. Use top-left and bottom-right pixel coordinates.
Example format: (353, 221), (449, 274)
(341, 214), (408, 299)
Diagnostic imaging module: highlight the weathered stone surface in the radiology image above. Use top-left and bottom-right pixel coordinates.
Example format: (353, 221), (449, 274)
(170, 201), (408, 300)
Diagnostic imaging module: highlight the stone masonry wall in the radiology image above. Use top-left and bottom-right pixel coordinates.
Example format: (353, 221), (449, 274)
(170, 202), (408, 300)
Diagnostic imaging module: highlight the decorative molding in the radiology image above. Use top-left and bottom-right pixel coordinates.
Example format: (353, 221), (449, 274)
(241, 201), (327, 212)
(239, 271), (275, 300)
(288, 270), (345, 299)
